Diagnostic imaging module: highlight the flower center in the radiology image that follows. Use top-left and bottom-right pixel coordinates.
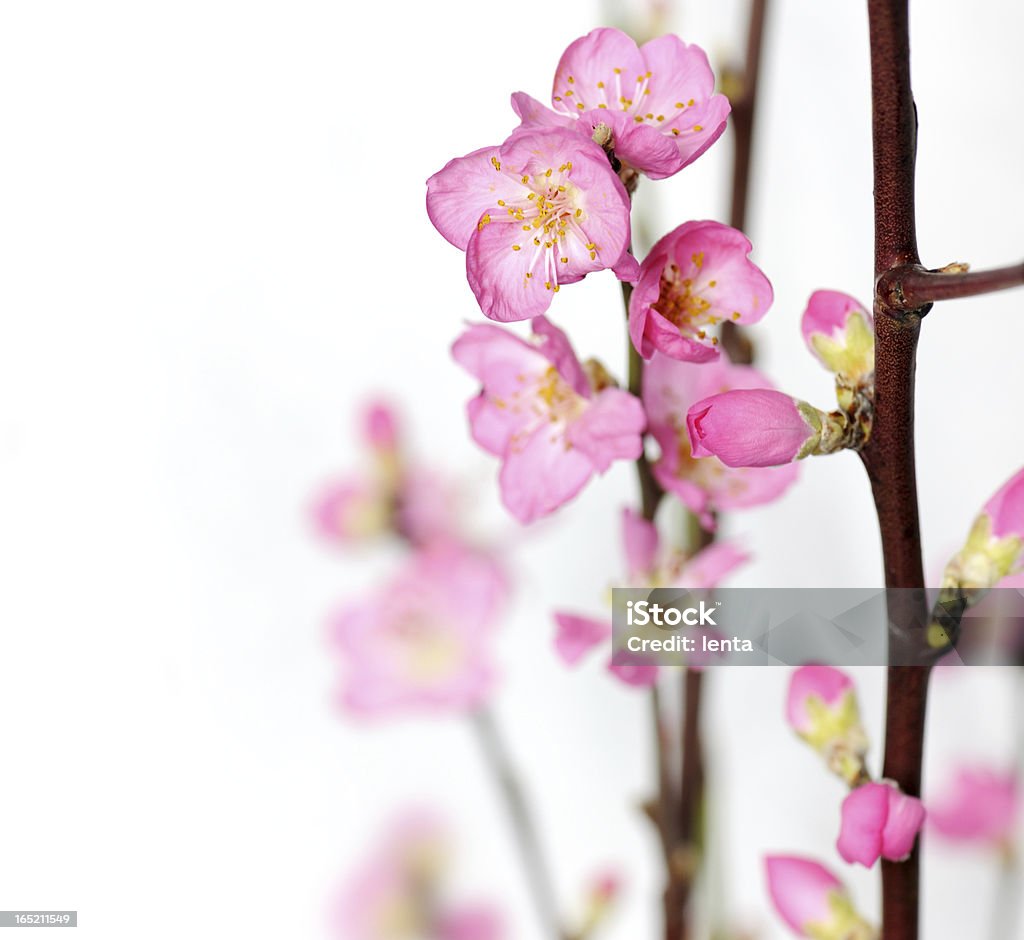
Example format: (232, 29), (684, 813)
(652, 258), (724, 345)
(482, 160), (601, 292)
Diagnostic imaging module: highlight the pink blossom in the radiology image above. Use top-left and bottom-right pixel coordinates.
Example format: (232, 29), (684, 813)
(511, 27), (730, 180)
(801, 290), (875, 380)
(335, 810), (448, 939)
(786, 666), (856, 735)
(427, 129), (636, 323)
(629, 221), (772, 362)
(553, 508), (747, 684)
(837, 781), (926, 867)
(943, 466), (1024, 593)
(643, 352), (799, 528)
(452, 317), (645, 523)
(686, 388), (820, 468)
(329, 544), (507, 717)
(786, 666), (868, 785)
(929, 766), (1019, 847)
(765, 856), (872, 939)
(313, 401), (461, 549)
(335, 811), (502, 940)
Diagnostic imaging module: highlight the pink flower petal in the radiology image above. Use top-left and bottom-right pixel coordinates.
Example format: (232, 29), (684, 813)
(682, 541), (750, 589)
(764, 856), (843, 936)
(622, 507), (659, 581)
(607, 657), (659, 687)
(552, 28), (646, 116)
(510, 91), (574, 129)
(565, 388), (646, 472)
(785, 666), (855, 735)
(687, 389), (815, 468)
(984, 466), (1024, 540)
(837, 782), (925, 867)
(801, 290), (872, 349)
(498, 423), (594, 523)
(553, 612), (612, 666)
(467, 217), (559, 322)
(929, 766), (1019, 845)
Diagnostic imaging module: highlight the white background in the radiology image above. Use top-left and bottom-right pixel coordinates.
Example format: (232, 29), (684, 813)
(1, 0), (1022, 937)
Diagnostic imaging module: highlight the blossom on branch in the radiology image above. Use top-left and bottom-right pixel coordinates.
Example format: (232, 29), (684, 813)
(801, 290), (875, 383)
(764, 856), (875, 940)
(329, 544), (507, 717)
(929, 766), (1019, 849)
(786, 665), (869, 786)
(643, 351), (799, 529)
(427, 129), (636, 323)
(629, 221), (772, 363)
(836, 780), (926, 867)
(512, 27), (730, 180)
(452, 317), (645, 523)
(686, 388), (855, 468)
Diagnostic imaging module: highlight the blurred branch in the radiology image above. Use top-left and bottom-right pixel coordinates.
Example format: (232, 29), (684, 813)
(470, 707), (565, 940)
(720, 0), (768, 366)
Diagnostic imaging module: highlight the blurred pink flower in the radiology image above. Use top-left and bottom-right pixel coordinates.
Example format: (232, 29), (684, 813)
(312, 400), (462, 549)
(642, 351), (799, 528)
(330, 544), (507, 717)
(686, 388), (820, 468)
(629, 221), (772, 363)
(452, 317), (645, 524)
(929, 766), (1019, 847)
(837, 781), (925, 867)
(765, 856), (873, 939)
(427, 128), (636, 323)
(553, 508), (747, 685)
(511, 27), (730, 180)
(336, 811), (502, 940)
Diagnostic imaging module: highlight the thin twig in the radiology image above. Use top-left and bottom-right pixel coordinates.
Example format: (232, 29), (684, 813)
(470, 707), (564, 940)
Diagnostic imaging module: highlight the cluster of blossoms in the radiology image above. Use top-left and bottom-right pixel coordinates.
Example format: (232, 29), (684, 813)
(314, 401), (508, 717)
(767, 664), (1020, 937)
(426, 27), (804, 526)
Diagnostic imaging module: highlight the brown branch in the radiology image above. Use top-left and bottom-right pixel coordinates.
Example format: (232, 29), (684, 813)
(879, 260), (1024, 311)
(720, 0), (768, 366)
(862, 2), (931, 938)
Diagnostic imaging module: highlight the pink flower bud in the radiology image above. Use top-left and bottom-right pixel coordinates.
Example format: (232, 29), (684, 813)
(765, 856), (874, 939)
(837, 781), (926, 867)
(686, 389), (821, 468)
(786, 666), (868, 785)
(801, 291), (874, 380)
(363, 400), (400, 452)
(929, 766), (1019, 847)
(943, 467), (1024, 593)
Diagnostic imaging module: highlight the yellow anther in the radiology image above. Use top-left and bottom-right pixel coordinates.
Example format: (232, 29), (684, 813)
(732, 312), (741, 320)
(526, 272), (532, 278)
(597, 103), (607, 108)
(657, 114), (665, 121)
(675, 101), (685, 109)
(711, 337), (719, 345)
(576, 103), (584, 110)
(634, 115), (644, 123)
(693, 124), (703, 132)
(545, 281), (552, 290)
(589, 251), (596, 260)
(575, 208), (582, 218)
(545, 168), (552, 177)
(554, 96), (562, 102)
(692, 251), (704, 268)
(672, 128), (680, 136)
(491, 156), (501, 171)
(645, 112), (654, 119)
(560, 257), (568, 263)
(497, 199), (505, 206)
(709, 280), (717, 287)
(585, 242), (596, 250)
(553, 285), (560, 292)
(522, 225), (531, 231)
(565, 90), (573, 97)
(613, 67), (621, 74)
(597, 81), (605, 88)
(477, 214), (491, 231)
(688, 99), (694, 106)
(512, 245), (521, 251)
(568, 76), (575, 84)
